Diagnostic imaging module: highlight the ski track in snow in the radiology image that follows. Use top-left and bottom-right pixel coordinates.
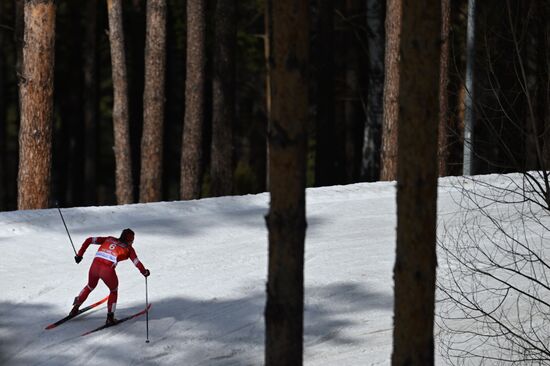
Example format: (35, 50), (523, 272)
(0, 174), (534, 365)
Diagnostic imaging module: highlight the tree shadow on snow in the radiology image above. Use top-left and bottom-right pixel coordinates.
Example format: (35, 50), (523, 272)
(0, 282), (392, 365)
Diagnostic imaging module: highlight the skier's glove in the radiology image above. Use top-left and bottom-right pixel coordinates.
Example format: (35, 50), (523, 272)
(75, 255), (83, 264)
(143, 269), (150, 277)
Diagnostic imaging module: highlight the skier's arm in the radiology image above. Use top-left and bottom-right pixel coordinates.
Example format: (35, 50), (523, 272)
(76, 237), (107, 258)
(129, 246), (149, 276)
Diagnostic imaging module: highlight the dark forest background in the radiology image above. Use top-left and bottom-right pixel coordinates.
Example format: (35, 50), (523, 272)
(0, 0), (548, 211)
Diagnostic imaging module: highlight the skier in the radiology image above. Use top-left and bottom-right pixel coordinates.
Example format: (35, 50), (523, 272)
(70, 228), (150, 325)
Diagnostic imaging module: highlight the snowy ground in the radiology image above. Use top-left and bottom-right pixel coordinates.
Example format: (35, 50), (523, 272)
(0, 175), (536, 365)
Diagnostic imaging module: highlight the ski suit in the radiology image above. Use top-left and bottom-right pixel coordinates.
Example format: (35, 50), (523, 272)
(75, 236), (147, 313)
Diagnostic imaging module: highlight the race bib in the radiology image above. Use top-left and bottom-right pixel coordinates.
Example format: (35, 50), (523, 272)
(95, 250), (117, 263)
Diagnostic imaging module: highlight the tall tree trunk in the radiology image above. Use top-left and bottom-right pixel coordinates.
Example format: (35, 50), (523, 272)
(462, 0), (475, 175)
(438, 0), (451, 176)
(18, 0), (56, 210)
(391, 0), (440, 364)
(210, 0), (236, 197)
(314, 0), (335, 187)
(264, 0), (309, 365)
(180, 0), (206, 200)
(0, 13), (5, 210)
(380, 0), (401, 181)
(83, 0), (99, 205)
(539, 1), (550, 169)
(362, 0), (385, 181)
(446, 0), (467, 176)
(107, 0), (133, 204)
(140, 0), (167, 203)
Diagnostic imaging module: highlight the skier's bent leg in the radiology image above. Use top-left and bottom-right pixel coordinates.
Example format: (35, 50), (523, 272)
(108, 288), (118, 313)
(76, 264), (100, 305)
(100, 267), (119, 314)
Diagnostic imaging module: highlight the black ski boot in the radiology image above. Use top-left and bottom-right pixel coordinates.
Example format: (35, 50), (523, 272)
(69, 297), (81, 317)
(106, 312), (119, 326)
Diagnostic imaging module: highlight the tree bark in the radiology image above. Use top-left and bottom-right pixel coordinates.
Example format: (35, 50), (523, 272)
(539, 1), (550, 169)
(264, 0), (309, 365)
(362, 0), (385, 181)
(140, 0), (167, 203)
(438, 0), (451, 176)
(18, 0), (56, 210)
(380, 0), (401, 181)
(210, 0), (236, 197)
(391, 0), (441, 364)
(180, 0), (206, 200)
(107, 0), (133, 204)
(0, 13), (5, 210)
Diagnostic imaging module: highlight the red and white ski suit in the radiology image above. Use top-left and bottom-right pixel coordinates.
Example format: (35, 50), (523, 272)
(75, 236), (147, 313)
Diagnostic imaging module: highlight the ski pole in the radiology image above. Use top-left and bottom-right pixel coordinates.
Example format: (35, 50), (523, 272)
(145, 276), (150, 343)
(56, 201), (77, 255)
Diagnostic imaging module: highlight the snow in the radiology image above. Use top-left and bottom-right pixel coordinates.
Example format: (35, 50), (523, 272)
(0, 174), (538, 365)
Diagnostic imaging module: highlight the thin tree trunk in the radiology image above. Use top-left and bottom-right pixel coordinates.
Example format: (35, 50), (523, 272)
(107, 0), (133, 204)
(380, 0), (401, 181)
(18, 0), (56, 210)
(0, 16), (5, 210)
(210, 0), (236, 197)
(362, 0), (385, 182)
(264, 0), (309, 365)
(447, 0), (467, 176)
(463, 0), (475, 175)
(83, 0), (98, 205)
(438, 0), (451, 176)
(391, 0), (441, 364)
(539, 1), (550, 169)
(140, 0), (167, 203)
(180, 0), (206, 200)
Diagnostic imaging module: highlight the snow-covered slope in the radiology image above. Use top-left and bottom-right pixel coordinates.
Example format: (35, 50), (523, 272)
(0, 175), (530, 365)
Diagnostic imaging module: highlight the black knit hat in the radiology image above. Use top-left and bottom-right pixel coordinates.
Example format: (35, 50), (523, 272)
(120, 228), (135, 244)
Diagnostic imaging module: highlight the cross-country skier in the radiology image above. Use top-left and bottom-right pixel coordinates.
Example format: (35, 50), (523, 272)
(70, 228), (150, 325)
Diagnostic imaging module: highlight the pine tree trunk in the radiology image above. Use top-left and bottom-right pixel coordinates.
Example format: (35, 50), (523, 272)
(83, 0), (98, 205)
(0, 18), (5, 210)
(264, 1), (309, 365)
(107, 0), (133, 204)
(140, 0), (166, 203)
(447, 0), (467, 176)
(210, 0), (236, 197)
(18, 0), (56, 210)
(539, 1), (550, 169)
(391, 0), (440, 364)
(438, 0), (451, 176)
(180, 0), (206, 200)
(362, 0), (385, 181)
(380, 0), (401, 181)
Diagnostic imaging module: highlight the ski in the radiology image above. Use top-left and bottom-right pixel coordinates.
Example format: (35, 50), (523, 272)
(81, 303), (152, 336)
(45, 296), (109, 330)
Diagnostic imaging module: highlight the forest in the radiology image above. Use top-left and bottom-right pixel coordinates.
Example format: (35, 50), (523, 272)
(1, 0), (549, 364)
(1, 0), (547, 212)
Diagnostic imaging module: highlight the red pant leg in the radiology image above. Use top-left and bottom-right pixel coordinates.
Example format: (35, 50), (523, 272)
(98, 265), (119, 313)
(76, 260), (101, 305)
